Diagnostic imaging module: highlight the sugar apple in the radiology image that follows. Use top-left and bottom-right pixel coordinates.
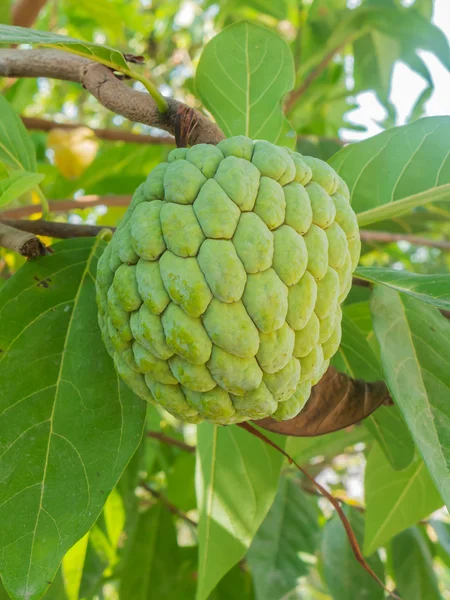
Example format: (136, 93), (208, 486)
(96, 137), (360, 425)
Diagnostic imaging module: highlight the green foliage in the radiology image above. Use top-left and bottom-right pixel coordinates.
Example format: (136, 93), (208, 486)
(0, 171), (44, 208)
(1, 0), (450, 599)
(196, 22), (296, 147)
(364, 444), (442, 554)
(322, 508), (385, 600)
(247, 476), (320, 600)
(390, 527), (443, 600)
(0, 95), (37, 172)
(371, 287), (450, 512)
(356, 266), (450, 310)
(195, 425), (284, 600)
(0, 239), (146, 600)
(329, 117), (450, 226)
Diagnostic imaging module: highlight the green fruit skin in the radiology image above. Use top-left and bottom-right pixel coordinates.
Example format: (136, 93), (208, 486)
(96, 137), (359, 424)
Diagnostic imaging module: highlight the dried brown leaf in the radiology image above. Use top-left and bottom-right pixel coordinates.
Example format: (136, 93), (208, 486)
(255, 366), (391, 437)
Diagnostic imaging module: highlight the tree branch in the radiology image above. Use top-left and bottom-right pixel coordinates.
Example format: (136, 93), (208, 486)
(0, 222), (48, 257)
(285, 38), (350, 113)
(140, 483), (197, 527)
(12, 0), (49, 28)
(238, 423), (400, 600)
(0, 218), (112, 238)
(146, 430), (195, 454)
(0, 48), (224, 145)
(0, 195), (132, 219)
(360, 230), (450, 251)
(21, 116), (176, 146)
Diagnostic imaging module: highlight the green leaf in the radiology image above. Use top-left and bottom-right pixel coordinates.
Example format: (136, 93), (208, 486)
(0, 238), (146, 600)
(195, 424), (284, 600)
(0, 0), (11, 25)
(322, 507), (385, 600)
(364, 444), (442, 555)
(356, 266), (450, 311)
(196, 21), (296, 147)
(364, 406), (415, 471)
(371, 286), (450, 513)
(430, 520), (450, 557)
(120, 504), (197, 599)
(0, 171), (44, 208)
(0, 26), (166, 111)
(286, 426), (372, 465)
(333, 313), (414, 470)
(353, 30), (400, 104)
(332, 312), (381, 382)
(247, 477), (320, 600)
(329, 117), (450, 226)
(0, 24), (128, 70)
(0, 95), (37, 172)
(60, 535), (89, 600)
(390, 527), (443, 600)
(167, 453), (196, 512)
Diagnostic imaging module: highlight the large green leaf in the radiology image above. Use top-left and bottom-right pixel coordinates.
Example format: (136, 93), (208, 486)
(332, 313), (414, 470)
(390, 527), (443, 600)
(0, 26), (165, 110)
(0, 171), (44, 208)
(247, 477), (320, 600)
(356, 266), (450, 311)
(329, 117), (450, 226)
(196, 21), (295, 147)
(322, 508), (384, 600)
(120, 504), (197, 599)
(0, 24), (128, 70)
(195, 424), (284, 600)
(0, 95), (37, 172)
(364, 444), (442, 555)
(371, 286), (450, 512)
(364, 405), (415, 471)
(286, 426), (372, 465)
(332, 312), (381, 382)
(0, 238), (146, 600)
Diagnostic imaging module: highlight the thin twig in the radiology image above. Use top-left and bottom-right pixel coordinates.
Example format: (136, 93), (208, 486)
(21, 116), (176, 146)
(146, 430), (195, 454)
(285, 39), (350, 113)
(140, 482), (197, 527)
(0, 195), (132, 219)
(360, 230), (450, 251)
(237, 422), (401, 600)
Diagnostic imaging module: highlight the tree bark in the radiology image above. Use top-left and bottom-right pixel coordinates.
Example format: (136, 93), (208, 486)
(0, 48), (224, 145)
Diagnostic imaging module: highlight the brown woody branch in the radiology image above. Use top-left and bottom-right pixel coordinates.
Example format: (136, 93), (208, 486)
(0, 222), (48, 257)
(21, 116), (176, 146)
(0, 195), (132, 219)
(0, 218), (112, 238)
(0, 48), (224, 145)
(12, 0), (49, 28)
(360, 230), (450, 251)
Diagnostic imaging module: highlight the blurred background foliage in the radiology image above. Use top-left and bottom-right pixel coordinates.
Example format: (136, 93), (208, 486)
(1, 1), (450, 599)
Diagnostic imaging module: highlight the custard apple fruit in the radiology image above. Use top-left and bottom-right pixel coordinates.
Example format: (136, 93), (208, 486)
(96, 137), (360, 425)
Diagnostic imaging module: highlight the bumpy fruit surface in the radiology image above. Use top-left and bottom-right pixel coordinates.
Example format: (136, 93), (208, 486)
(96, 137), (360, 424)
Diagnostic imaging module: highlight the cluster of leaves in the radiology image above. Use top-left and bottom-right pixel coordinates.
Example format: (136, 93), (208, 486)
(1, 0), (450, 599)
